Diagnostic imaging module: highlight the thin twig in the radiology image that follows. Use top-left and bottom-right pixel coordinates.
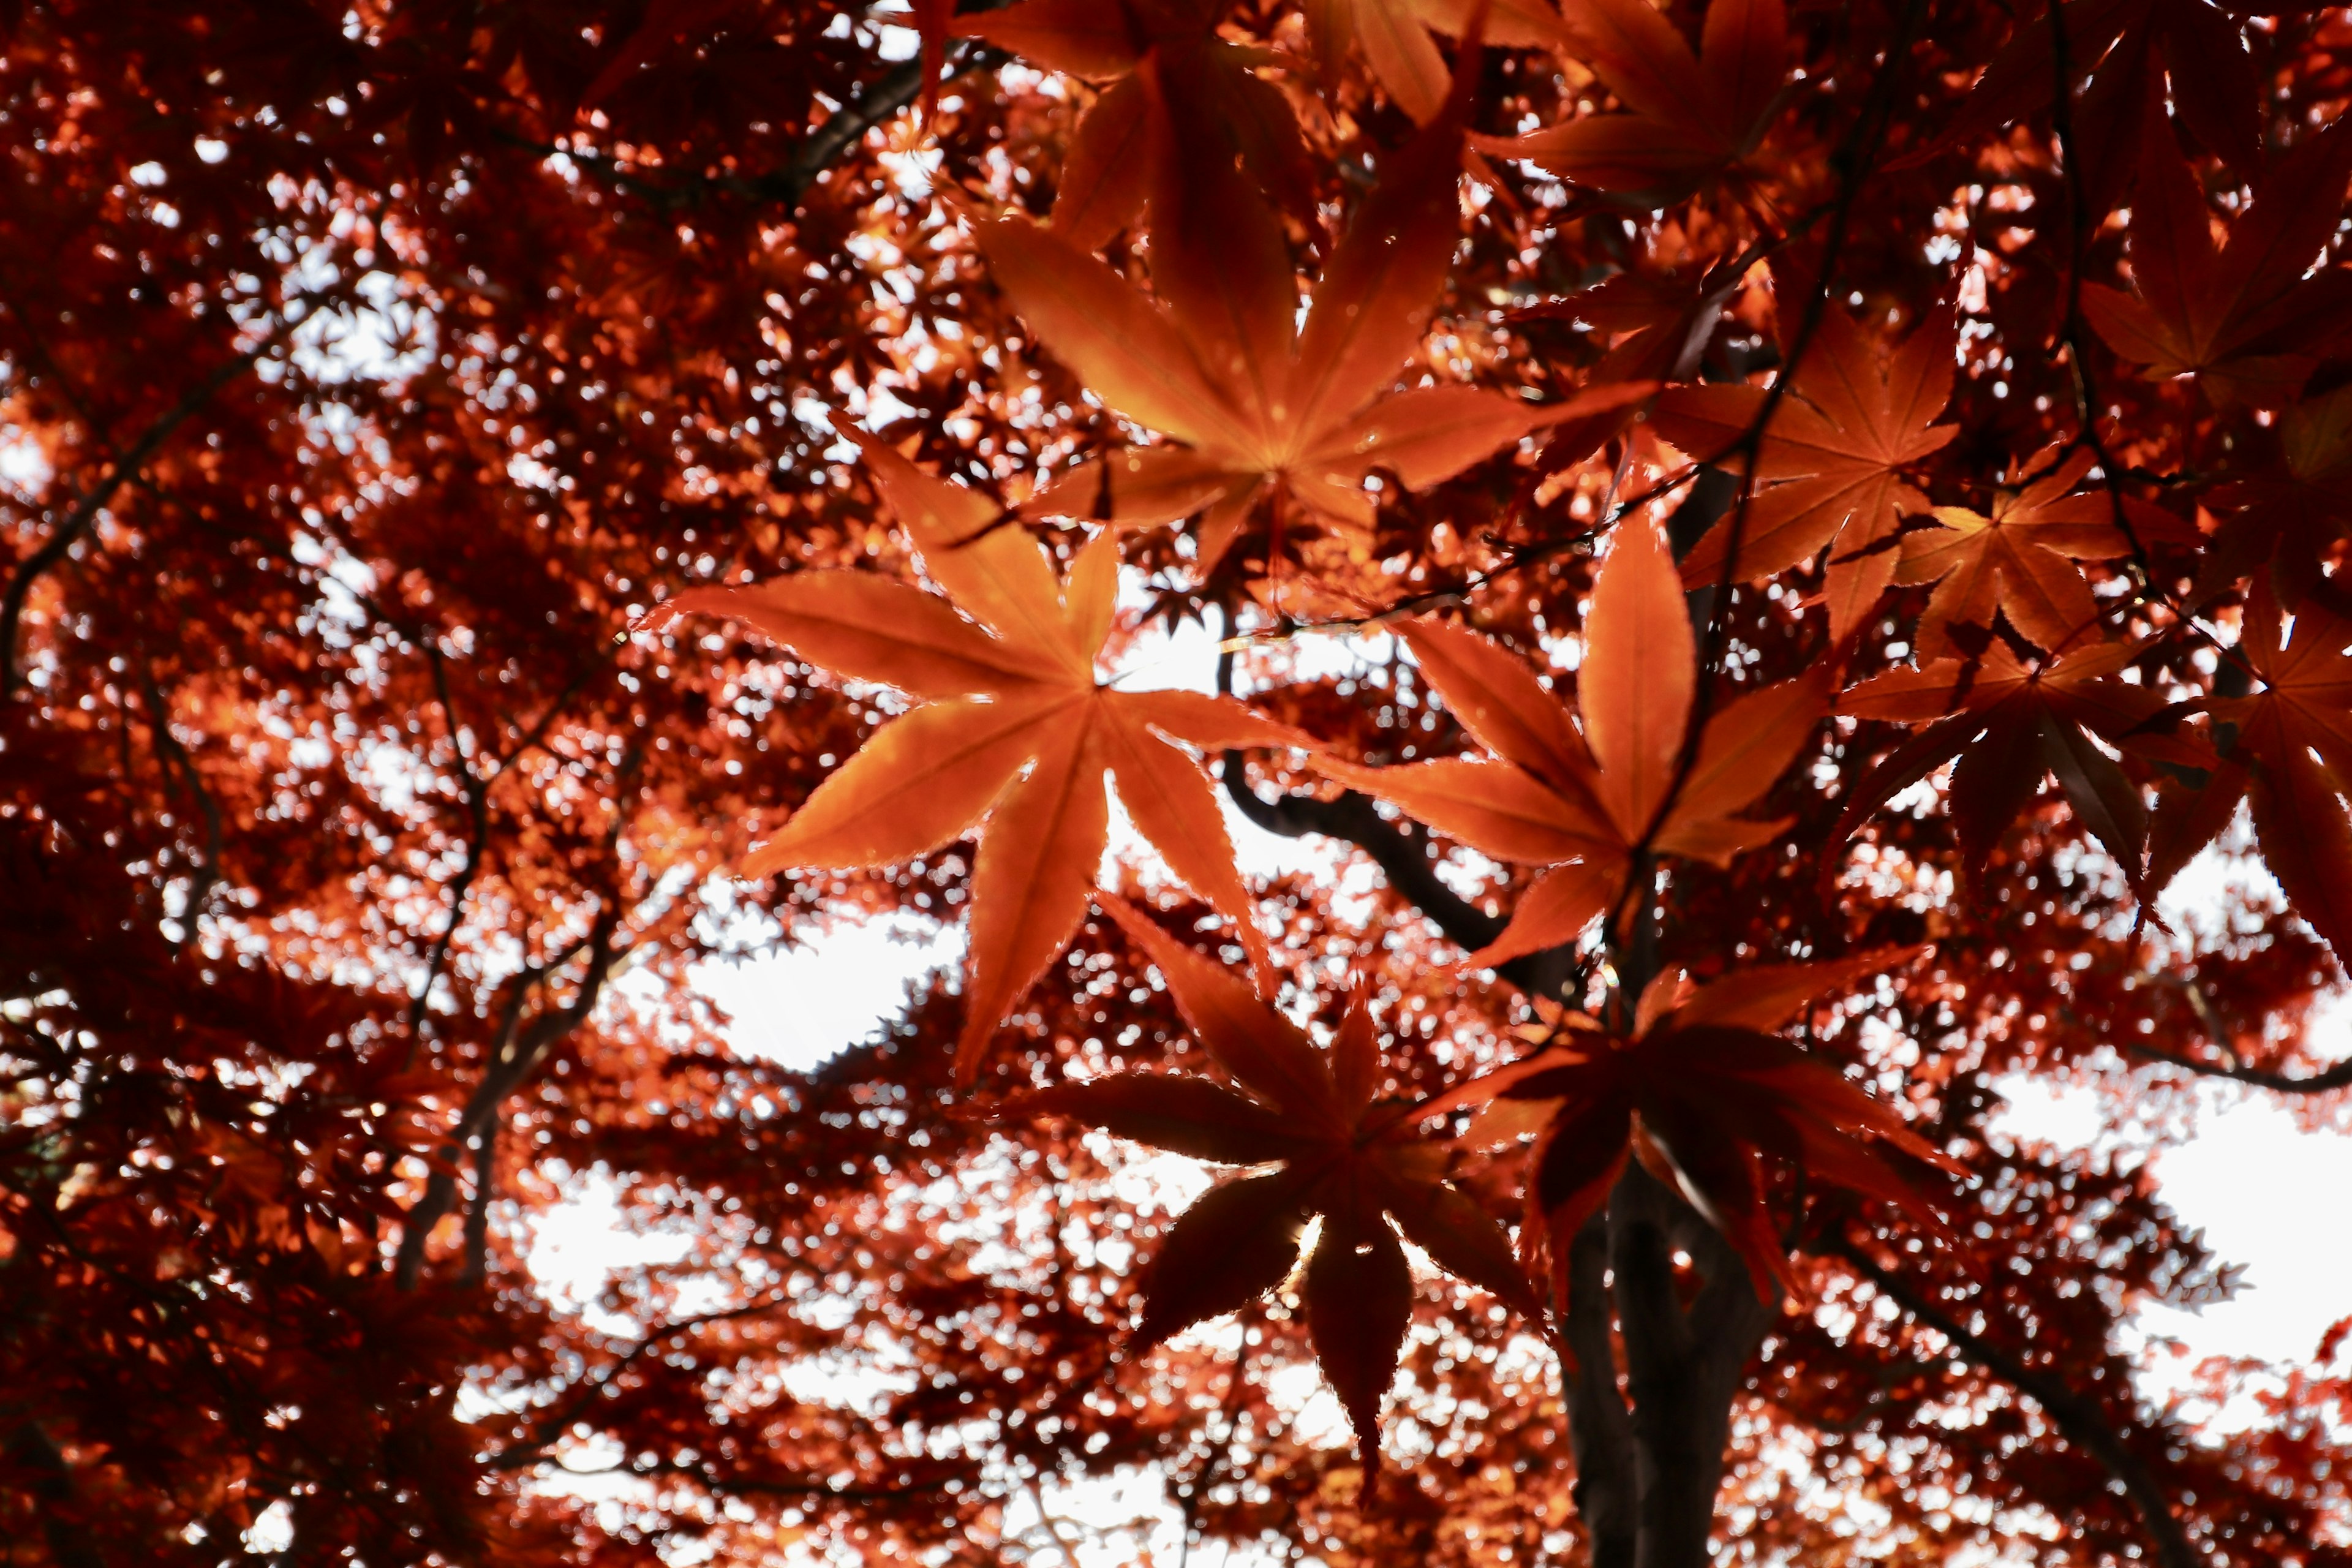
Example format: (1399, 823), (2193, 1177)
(2122, 972), (2352, 1092)
(1599, 0), (1932, 974)
(399, 643), (494, 1063)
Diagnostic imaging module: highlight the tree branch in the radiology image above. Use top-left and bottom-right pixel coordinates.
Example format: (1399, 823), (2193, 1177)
(395, 915), (619, 1289)
(400, 642), (495, 1063)
(0, 322), (295, 699)
(1559, 1214), (1638, 1568)
(516, 40), (1007, 213)
(6, 1420), (107, 1568)
(2122, 974), (2352, 1093)
(1608, 1163), (1777, 1568)
(459, 1112), (499, 1286)
(136, 667), (225, 941)
(2127, 1037), (2352, 1093)
(1835, 1243), (2207, 1568)
(486, 1290), (798, 1469)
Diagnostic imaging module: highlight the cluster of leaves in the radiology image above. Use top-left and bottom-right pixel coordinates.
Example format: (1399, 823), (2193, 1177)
(7, 1), (2352, 1566)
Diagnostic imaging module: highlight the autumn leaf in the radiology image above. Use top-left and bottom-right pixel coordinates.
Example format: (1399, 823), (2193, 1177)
(1834, 639), (2207, 897)
(1510, 260), (1747, 470)
(1010, 894), (1539, 1482)
(1474, 0), (1789, 205)
(1918, 0), (2266, 211)
(1474, 949), (1959, 1303)
(1313, 517), (1830, 968)
(2145, 583), (2352, 956)
(1894, 446), (2191, 661)
(977, 47), (1604, 571)
(1304, 0), (1572, 124)
(2083, 111), (2352, 409)
(650, 428), (1301, 1081)
(2198, 381), (2352, 616)
(1651, 301), (1958, 645)
(956, 0), (1311, 249)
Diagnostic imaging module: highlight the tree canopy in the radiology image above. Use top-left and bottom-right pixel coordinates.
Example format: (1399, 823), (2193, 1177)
(4, 1), (2351, 1565)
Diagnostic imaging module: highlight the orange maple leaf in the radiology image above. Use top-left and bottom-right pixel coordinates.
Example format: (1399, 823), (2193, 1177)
(1012, 894), (1539, 1481)
(1474, 949), (1961, 1304)
(1913, 0), (2266, 214)
(956, 0), (1311, 249)
(2199, 383), (2352, 617)
(2083, 111), (2352, 409)
(1313, 518), (1830, 968)
(1834, 639), (2207, 897)
(1894, 447), (2190, 662)
(653, 429), (1299, 1080)
(1304, 0), (1571, 124)
(1474, 0), (1789, 205)
(1651, 302), (1958, 646)
(2147, 584), (2352, 957)
(1510, 260), (1748, 470)
(978, 71), (1612, 571)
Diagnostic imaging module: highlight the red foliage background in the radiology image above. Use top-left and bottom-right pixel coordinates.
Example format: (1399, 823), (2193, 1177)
(4, 2), (2352, 1565)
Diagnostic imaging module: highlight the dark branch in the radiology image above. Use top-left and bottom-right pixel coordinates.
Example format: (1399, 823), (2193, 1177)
(2122, 974), (2352, 1093)
(6, 1420), (107, 1568)
(395, 916), (619, 1289)
(1, 338), (278, 698)
(2128, 1044), (2352, 1095)
(1609, 1163), (1777, 1568)
(459, 1112), (498, 1286)
(1836, 1243), (2207, 1568)
(486, 1291), (799, 1468)
(1559, 1214), (1637, 1568)
(516, 41), (1007, 214)
(1218, 750), (1585, 1003)
(401, 643), (496, 1061)
(137, 667), (225, 941)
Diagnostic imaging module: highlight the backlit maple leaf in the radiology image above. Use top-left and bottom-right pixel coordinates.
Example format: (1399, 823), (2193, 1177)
(1923, 0), (2267, 213)
(1476, 949), (1961, 1303)
(978, 69), (1596, 571)
(1475, 0), (1789, 205)
(1011, 894), (1537, 1479)
(2147, 584), (2352, 956)
(2200, 383), (2352, 617)
(956, 0), (1311, 249)
(1314, 518), (1830, 968)
(2084, 115), (2352, 409)
(1510, 260), (1747, 470)
(1651, 302), (1957, 645)
(1894, 447), (2188, 661)
(1305, 0), (1571, 124)
(1834, 640), (2207, 897)
(652, 428), (1298, 1080)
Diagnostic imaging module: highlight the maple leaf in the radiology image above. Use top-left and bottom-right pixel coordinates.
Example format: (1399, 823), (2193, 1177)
(1303, 0), (1572, 124)
(650, 428), (1300, 1080)
(1833, 639), (2206, 896)
(978, 58), (1613, 571)
(1651, 302), (1958, 645)
(1313, 518), (1831, 968)
(1475, 950), (1962, 1303)
(1920, 0), (2267, 209)
(1510, 258), (1747, 470)
(1011, 894), (1539, 1480)
(2146, 583), (2352, 956)
(2198, 381), (2352, 617)
(956, 0), (1311, 249)
(1894, 446), (2192, 661)
(2083, 113), (2352, 409)
(1474, 0), (1789, 205)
